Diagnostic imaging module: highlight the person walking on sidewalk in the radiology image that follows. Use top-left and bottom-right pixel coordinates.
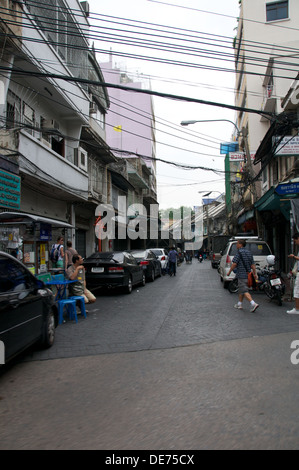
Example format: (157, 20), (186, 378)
(227, 239), (259, 313)
(287, 232), (299, 314)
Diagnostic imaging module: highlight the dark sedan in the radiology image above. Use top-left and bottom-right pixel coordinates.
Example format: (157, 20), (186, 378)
(84, 251), (146, 294)
(130, 249), (162, 282)
(0, 251), (58, 365)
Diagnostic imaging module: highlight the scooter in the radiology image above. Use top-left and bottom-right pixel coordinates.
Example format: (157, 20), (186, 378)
(198, 254), (203, 263)
(261, 265), (285, 306)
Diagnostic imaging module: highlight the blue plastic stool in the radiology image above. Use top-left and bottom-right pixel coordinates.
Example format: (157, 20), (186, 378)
(57, 299), (77, 324)
(68, 296), (87, 319)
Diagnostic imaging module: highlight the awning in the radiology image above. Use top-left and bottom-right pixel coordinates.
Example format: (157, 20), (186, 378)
(254, 187), (291, 220)
(0, 211), (74, 228)
(238, 209), (254, 224)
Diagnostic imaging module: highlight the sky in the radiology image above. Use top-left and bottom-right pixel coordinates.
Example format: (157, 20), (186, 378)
(87, 0), (240, 209)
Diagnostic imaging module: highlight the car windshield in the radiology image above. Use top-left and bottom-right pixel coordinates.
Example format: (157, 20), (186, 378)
(0, 256), (32, 293)
(151, 250), (163, 256)
(229, 242), (271, 256)
(86, 252), (124, 263)
(131, 251), (147, 258)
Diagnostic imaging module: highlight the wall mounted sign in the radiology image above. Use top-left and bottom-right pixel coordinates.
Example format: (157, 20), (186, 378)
(0, 169), (21, 209)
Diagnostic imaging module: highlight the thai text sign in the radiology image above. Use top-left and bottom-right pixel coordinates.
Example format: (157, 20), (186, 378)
(229, 153), (255, 161)
(274, 136), (299, 156)
(275, 182), (299, 195)
(0, 169), (21, 209)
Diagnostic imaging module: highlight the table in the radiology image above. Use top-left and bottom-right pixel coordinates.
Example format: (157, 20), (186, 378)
(45, 279), (77, 301)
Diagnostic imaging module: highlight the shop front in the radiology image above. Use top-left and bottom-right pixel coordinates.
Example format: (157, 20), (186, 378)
(0, 212), (73, 275)
(254, 183), (299, 271)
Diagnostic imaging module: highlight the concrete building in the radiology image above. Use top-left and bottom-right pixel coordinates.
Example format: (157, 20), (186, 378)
(230, 0), (299, 270)
(0, 0), (115, 272)
(100, 57), (158, 250)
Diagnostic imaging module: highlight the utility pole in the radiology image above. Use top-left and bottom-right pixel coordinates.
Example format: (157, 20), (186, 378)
(241, 126), (262, 237)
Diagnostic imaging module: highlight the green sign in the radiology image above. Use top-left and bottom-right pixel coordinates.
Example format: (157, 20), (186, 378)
(0, 169), (21, 209)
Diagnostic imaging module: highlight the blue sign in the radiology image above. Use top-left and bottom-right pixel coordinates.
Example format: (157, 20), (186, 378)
(40, 223), (52, 241)
(275, 182), (299, 196)
(0, 169), (21, 209)
(220, 142), (239, 154)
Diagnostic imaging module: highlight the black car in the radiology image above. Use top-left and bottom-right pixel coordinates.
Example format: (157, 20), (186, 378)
(84, 251), (146, 294)
(0, 251), (58, 365)
(130, 249), (162, 282)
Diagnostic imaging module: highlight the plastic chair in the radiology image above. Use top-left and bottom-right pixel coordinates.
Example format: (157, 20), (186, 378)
(68, 296), (87, 319)
(51, 274), (65, 281)
(57, 299), (77, 324)
(36, 273), (52, 283)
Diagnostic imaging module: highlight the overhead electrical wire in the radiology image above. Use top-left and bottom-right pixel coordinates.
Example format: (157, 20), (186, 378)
(2, 3), (299, 82)
(0, 65), (276, 120)
(1, 1), (295, 180)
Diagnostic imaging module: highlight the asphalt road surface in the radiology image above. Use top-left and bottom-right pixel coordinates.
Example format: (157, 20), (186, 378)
(1, 260), (299, 450)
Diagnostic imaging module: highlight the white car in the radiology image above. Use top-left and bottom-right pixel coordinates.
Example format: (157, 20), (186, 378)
(219, 237), (272, 288)
(151, 248), (169, 271)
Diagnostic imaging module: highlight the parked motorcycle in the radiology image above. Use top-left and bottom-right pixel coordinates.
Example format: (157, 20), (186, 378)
(198, 254), (203, 263)
(228, 255), (285, 306)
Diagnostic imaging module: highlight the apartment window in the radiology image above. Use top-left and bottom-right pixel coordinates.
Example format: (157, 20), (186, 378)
(266, 1), (288, 22)
(6, 90), (21, 128)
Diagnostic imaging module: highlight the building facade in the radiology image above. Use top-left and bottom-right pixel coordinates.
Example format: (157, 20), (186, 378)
(230, 0), (299, 270)
(0, 1), (115, 272)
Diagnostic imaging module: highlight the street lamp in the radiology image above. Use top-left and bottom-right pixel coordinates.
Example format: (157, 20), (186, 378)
(180, 119), (241, 138)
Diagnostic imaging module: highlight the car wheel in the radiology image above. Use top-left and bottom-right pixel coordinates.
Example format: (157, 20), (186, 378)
(140, 273), (146, 287)
(150, 269), (155, 282)
(125, 277), (133, 294)
(41, 309), (55, 348)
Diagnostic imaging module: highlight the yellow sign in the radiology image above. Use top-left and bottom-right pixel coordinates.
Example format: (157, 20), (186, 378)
(113, 125), (122, 132)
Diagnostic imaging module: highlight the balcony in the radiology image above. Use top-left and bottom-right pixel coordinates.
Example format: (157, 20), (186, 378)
(18, 131), (88, 201)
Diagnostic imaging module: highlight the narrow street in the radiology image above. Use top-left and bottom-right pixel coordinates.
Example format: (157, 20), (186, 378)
(1, 260), (299, 450)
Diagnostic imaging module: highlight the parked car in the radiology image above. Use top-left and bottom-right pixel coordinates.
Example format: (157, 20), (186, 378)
(84, 251), (146, 294)
(210, 235), (230, 268)
(130, 249), (162, 282)
(0, 251), (58, 365)
(219, 237), (272, 288)
(150, 248), (169, 271)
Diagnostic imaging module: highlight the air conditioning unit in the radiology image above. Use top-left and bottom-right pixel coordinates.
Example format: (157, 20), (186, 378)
(80, 1), (90, 17)
(90, 102), (97, 114)
(75, 147), (88, 172)
(42, 119), (59, 130)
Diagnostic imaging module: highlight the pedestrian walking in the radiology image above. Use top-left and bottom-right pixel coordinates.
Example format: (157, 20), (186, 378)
(287, 232), (299, 314)
(50, 236), (64, 268)
(227, 239), (259, 312)
(168, 246), (178, 276)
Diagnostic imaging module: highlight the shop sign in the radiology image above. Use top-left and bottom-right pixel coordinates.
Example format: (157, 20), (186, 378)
(275, 182), (299, 195)
(274, 136), (299, 156)
(40, 223), (52, 241)
(229, 152), (255, 161)
(0, 169), (21, 209)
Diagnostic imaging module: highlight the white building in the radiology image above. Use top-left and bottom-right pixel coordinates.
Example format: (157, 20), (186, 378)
(232, 0), (299, 269)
